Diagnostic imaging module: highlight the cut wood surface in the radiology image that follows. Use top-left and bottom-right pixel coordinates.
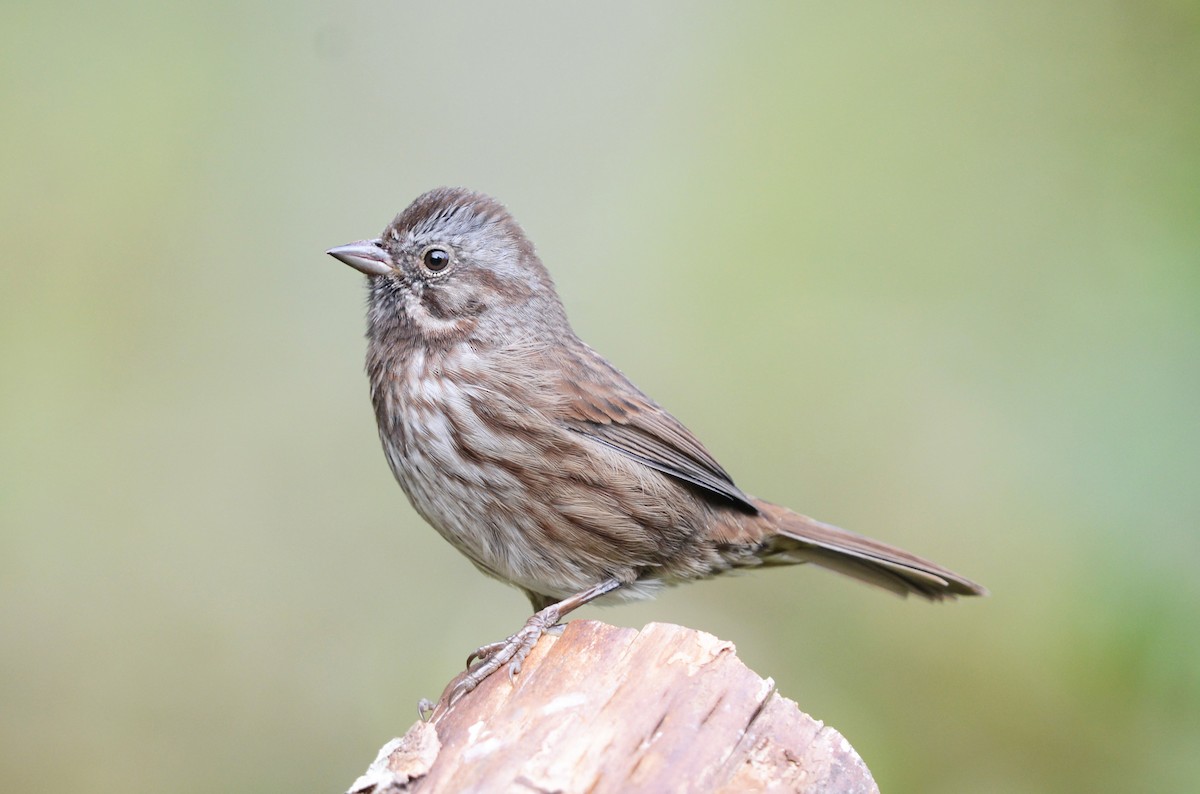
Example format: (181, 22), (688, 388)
(348, 620), (878, 794)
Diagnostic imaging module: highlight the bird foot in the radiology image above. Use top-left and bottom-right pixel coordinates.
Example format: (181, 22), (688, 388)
(448, 606), (561, 706)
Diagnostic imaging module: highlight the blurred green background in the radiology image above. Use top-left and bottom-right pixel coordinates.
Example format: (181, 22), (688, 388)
(3, 2), (1198, 792)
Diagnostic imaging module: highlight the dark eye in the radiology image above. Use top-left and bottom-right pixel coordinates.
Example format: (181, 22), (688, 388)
(423, 247), (451, 272)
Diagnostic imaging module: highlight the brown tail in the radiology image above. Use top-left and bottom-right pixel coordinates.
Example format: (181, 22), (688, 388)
(756, 501), (987, 601)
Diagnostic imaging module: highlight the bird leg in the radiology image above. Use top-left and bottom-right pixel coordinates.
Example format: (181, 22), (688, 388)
(447, 578), (622, 706)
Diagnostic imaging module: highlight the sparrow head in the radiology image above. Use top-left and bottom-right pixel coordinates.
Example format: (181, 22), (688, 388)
(328, 187), (568, 345)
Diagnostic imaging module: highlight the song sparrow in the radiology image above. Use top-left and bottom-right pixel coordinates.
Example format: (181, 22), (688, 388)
(328, 187), (985, 702)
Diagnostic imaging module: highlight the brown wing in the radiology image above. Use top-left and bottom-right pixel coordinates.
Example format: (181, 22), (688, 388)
(553, 342), (758, 514)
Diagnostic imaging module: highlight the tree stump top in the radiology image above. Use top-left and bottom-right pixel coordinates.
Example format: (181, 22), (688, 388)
(349, 620), (878, 793)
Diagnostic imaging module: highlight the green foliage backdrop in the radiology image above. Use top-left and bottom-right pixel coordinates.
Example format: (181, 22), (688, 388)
(2, 3), (1198, 792)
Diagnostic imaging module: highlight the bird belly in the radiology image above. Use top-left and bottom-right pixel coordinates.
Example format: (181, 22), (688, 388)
(376, 371), (633, 600)
(373, 353), (727, 603)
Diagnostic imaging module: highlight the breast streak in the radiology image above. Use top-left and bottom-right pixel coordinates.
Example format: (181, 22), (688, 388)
(378, 344), (702, 601)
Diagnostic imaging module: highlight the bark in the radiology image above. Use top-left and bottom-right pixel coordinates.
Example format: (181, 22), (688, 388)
(348, 620), (878, 794)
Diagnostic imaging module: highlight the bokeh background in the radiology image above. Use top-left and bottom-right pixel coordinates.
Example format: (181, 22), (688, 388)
(3, 3), (1198, 792)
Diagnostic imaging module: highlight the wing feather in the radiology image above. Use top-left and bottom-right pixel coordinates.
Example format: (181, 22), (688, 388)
(552, 343), (758, 513)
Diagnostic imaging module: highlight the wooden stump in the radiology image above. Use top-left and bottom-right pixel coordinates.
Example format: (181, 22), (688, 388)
(348, 621), (878, 793)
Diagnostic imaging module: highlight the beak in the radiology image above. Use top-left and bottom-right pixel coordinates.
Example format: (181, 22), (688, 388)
(326, 239), (394, 277)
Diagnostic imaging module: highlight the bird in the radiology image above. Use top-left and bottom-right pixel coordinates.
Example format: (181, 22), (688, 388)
(327, 187), (985, 703)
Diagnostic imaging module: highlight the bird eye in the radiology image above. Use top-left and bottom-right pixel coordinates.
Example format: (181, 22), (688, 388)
(422, 247), (451, 272)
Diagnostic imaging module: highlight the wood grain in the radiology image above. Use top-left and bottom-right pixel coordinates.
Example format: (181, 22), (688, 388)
(348, 621), (877, 794)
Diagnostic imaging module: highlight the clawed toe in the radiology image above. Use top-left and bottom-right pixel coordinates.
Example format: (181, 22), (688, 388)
(438, 582), (621, 707)
(465, 640), (508, 670)
(447, 676), (476, 707)
(445, 611), (563, 705)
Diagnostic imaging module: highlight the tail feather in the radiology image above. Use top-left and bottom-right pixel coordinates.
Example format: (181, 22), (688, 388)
(757, 502), (987, 601)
